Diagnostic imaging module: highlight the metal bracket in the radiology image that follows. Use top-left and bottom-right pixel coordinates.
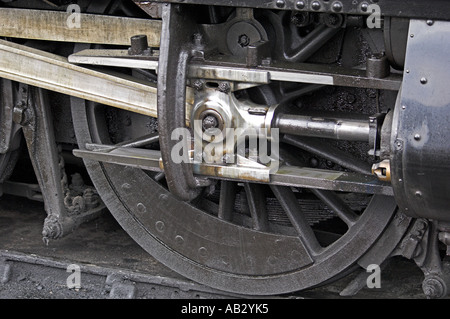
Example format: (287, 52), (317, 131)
(368, 112), (386, 158)
(69, 48), (402, 91)
(73, 144), (394, 195)
(157, 3), (209, 201)
(14, 85), (104, 242)
(392, 219), (450, 298)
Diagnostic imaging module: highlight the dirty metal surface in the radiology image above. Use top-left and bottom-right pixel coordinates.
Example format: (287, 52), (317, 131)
(0, 39), (158, 118)
(0, 8), (162, 47)
(134, 0), (450, 21)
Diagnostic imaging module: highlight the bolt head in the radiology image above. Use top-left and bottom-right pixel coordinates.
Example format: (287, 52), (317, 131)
(202, 115), (219, 131)
(193, 80), (204, 91)
(332, 1), (343, 12)
(275, 0), (285, 8)
(238, 34), (250, 47)
(361, 2), (369, 12)
(311, 1), (321, 10)
(218, 82), (231, 94)
(296, 0), (306, 9)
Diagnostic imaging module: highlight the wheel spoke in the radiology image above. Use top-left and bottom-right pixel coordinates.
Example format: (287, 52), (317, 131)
(311, 189), (359, 227)
(115, 133), (159, 149)
(270, 185), (322, 254)
(282, 135), (372, 175)
(153, 172), (165, 182)
(218, 181), (237, 221)
(244, 183), (269, 231)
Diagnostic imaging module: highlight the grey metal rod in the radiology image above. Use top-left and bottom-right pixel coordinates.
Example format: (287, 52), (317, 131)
(310, 189), (359, 227)
(276, 114), (371, 142)
(281, 135), (373, 175)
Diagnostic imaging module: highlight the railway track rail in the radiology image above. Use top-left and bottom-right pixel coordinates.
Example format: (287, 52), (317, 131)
(0, 195), (442, 299)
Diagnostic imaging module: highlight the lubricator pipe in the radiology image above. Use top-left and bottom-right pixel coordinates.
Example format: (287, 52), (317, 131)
(274, 114), (371, 142)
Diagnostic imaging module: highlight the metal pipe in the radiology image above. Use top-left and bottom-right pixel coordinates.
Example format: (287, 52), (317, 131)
(275, 114), (371, 142)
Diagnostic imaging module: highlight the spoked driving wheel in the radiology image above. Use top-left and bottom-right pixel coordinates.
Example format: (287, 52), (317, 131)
(71, 2), (398, 296)
(72, 90), (397, 296)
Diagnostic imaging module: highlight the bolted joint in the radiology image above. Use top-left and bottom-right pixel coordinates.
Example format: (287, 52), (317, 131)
(128, 35), (152, 56)
(42, 214), (78, 244)
(192, 79), (205, 91)
(218, 82), (231, 94)
(366, 52), (390, 79)
(291, 12), (312, 28)
(422, 275), (448, 299)
(13, 101), (33, 126)
(42, 215), (63, 242)
(202, 115), (219, 132)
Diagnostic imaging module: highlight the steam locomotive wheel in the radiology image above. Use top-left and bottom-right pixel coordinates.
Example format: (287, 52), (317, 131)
(71, 100), (397, 296)
(67, 1), (398, 295)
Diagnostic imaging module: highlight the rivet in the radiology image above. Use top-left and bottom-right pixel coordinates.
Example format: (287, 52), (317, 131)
(296, 0), (306, 9)
(427, 20), (434, 26)
(415, 191), (422, 197)
(410, 34), (414, 38)
(420, 77), (428, 84)
(175, 235), (184, 245)
(402, 105), (406, 110)
(332, 1), (343, 12)
(275, 0), (285, 8)
(121, 183), (132, 190)
(311, 1), (321, 10)
(155, 221), (165, 232)
(268, 256), (278, 265)
(198, 247), (208, 258)
(414, 134), (421, 141)
(361, 2), (369, 12)
(137, 203), (147, 214)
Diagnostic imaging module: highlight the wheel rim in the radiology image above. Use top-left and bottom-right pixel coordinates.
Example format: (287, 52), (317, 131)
(70, 3), (398, 295)
(71, 98), (397, 295)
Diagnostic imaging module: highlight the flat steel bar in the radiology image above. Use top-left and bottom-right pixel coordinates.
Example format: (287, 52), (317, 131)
(69, 49), (401, 90)
(73, 146), (393, 195)
(0, 8), (162, 46)
(0, 39), (158, 117)
(69, 49), (160, 69)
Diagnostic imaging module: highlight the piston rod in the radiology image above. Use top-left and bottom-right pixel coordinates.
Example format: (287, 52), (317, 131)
(274, 114), (371, 142)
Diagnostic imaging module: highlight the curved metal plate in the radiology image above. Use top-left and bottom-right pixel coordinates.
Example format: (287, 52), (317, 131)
(391, 19), (450, 222)
(105, 163), (314, 275)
